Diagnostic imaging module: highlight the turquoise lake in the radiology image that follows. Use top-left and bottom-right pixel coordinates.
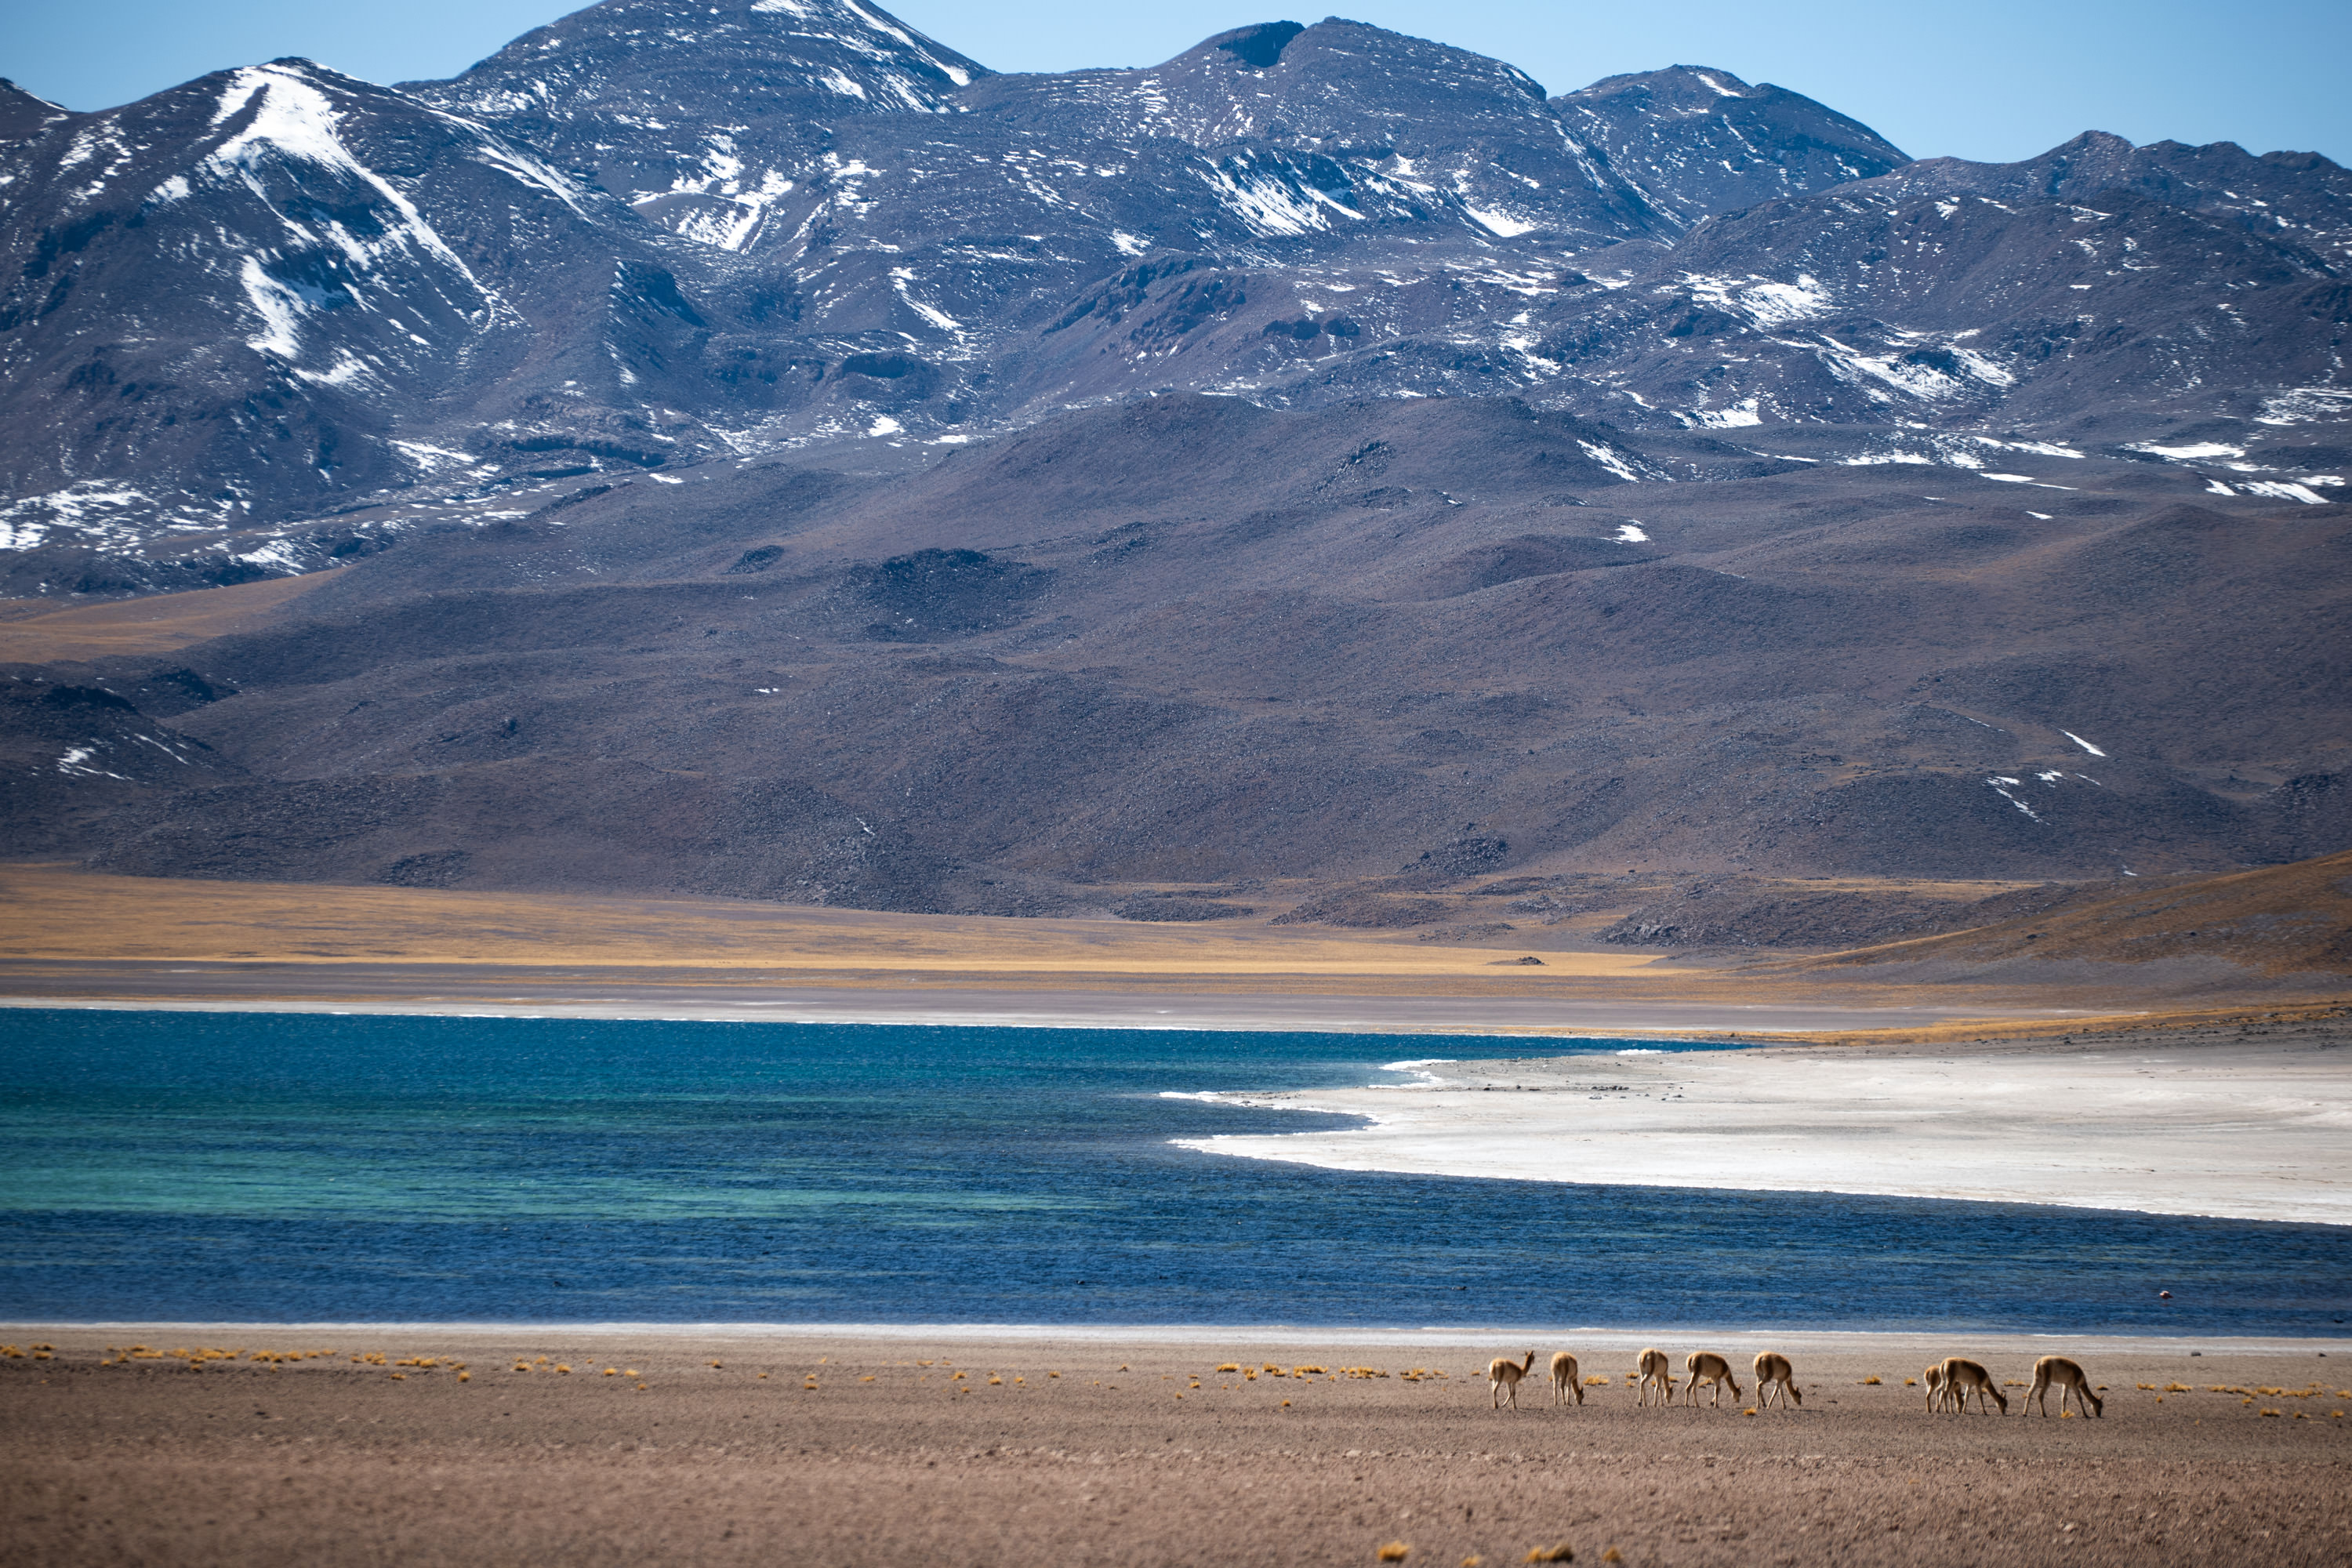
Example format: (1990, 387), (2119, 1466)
(3, 1007), (2347, 1331)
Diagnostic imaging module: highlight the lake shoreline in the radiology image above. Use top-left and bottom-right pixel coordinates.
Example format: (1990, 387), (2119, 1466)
(9, 1323), (2350, 1353)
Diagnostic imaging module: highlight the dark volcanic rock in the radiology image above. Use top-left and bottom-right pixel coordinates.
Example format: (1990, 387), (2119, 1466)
(1594, 878), (2094, 950)
(1112, 896), (1256, 922)
(1271, 891), (1455, 928)
(851, 549), (1051, 641)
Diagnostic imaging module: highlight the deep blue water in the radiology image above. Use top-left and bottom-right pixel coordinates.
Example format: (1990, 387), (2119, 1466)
(2, 1007), (2347, 1332)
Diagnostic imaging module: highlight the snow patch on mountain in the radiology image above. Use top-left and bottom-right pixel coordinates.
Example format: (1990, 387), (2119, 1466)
(201, 63), (507, 355)
(1682, 271), (1831, 328)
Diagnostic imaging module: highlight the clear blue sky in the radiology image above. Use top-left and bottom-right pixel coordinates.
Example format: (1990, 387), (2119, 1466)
(5, 0), (2345, 166)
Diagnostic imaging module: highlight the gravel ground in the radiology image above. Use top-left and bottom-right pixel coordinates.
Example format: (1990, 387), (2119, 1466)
(5, 1330), (2349, 1566)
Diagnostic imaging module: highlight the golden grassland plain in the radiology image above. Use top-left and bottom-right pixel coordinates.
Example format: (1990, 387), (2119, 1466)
(3, 1332), (2349, 1567)
(0, 861), (2259, 1043)
(0, 863), (1664, 981)
(0, 571), (338, 662)
(2, 862), (2347, 1041)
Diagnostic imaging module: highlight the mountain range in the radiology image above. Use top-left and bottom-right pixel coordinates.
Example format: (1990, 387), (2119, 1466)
(3, 2), (2348, 933)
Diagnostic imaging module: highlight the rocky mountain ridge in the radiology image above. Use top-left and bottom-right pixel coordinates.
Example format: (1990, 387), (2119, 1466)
(5, 1), (2344, 593)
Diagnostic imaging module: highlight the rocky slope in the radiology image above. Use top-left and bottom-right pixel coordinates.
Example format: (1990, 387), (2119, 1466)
(9, 391), (2346, 913)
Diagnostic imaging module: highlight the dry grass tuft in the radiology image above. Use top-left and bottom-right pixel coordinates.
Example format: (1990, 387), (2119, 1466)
(1860, 1376), (1882, 1385)
(1523, 1544), (1575, 1563)
(1377, 1542), (1411, 1562)
(1601, 1551), (1622, 1564)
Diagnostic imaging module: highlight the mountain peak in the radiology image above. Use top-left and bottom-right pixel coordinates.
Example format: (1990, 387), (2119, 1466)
(0, 77), (72, 143)
(409, 0), (990, 118)
(956, 16), (1646, 242)
(1200, 20), (1307, 70)
(1556, 64), (1908, 225)
(401, 0), (993, 223)
(1577, 64), (1760, 107)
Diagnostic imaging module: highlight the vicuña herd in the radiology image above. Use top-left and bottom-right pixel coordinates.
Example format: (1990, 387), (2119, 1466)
(1486, 1348), (2104, 1417)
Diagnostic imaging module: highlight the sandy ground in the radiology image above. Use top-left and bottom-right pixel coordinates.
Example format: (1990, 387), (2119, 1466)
(4, 1327), (2348, 1567)
(0, 975), (2085, 1037)
(1178, 1022), (2352, 1225)
(0, 864), (1670, 982)
(0, 572), (337, 662)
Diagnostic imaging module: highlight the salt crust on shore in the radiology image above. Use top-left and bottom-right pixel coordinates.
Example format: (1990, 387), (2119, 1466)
(1174, 1040), (2352, 1225)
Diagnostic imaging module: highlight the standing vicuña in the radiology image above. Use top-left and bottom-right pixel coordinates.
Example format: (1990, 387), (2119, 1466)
(1753, 1352), (1802, 1410)
(1922, 1363), (1947, 1413)
(1549, 1351), (1583, 1406)
(1682, 1352), (1742, 1407)
(1635, 1347), (1675, 1407)
(2027, 1356), (2102, 1418)
(1938, 1357), (2008, 1415)
(1489, 1350), (1536, 1410)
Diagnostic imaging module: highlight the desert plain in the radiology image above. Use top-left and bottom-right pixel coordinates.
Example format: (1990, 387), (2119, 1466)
(4, 1328), (2350, 1567)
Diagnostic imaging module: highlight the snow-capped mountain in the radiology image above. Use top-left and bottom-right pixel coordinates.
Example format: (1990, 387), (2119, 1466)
(0, 57), (716, 571)
(406, 0), (989, 249)
(1, 0), (2346, 591)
